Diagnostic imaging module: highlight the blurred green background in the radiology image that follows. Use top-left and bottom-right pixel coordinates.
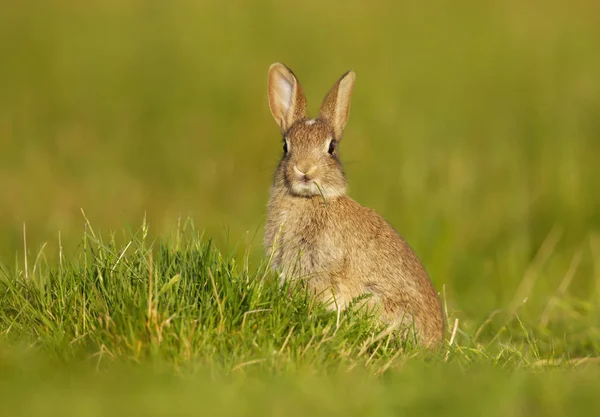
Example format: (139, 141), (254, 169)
(1, 0), (599, 319)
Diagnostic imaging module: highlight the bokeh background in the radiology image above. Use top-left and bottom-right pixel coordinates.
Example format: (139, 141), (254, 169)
(1, 0), (599, 318)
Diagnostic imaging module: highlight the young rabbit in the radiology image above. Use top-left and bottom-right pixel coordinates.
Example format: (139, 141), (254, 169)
(264, 63), (444, 346)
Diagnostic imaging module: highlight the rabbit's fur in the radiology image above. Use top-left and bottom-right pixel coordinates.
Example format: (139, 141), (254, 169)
(264, 63), (444, 346)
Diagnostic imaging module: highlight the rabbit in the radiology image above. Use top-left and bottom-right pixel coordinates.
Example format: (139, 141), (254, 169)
(264, 63), (444, 347)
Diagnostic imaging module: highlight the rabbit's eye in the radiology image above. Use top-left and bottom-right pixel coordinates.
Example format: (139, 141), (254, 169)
(283, 141), (288, 154)
(328, 140), (336, 155)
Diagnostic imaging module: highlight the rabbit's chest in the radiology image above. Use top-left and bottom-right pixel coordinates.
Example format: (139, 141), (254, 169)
(275, 207), (343, 277)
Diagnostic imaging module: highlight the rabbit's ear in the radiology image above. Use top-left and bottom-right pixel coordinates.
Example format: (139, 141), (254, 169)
(268, 63), (307, 133)
(319, 71), (356, 139)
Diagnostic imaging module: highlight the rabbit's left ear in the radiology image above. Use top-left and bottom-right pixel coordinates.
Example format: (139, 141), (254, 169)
(268, 63), (307, 133)
(319, 71), (356, 139)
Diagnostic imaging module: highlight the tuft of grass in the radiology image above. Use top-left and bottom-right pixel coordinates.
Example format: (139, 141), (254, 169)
(1, 221), (419, 374)
(0, 221), (598, 369)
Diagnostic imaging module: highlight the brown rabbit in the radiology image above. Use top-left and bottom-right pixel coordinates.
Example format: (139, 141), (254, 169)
(264, 63), (444, 346)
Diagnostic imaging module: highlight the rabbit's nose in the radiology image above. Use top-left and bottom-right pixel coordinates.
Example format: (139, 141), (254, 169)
(294, 163), (317, 180)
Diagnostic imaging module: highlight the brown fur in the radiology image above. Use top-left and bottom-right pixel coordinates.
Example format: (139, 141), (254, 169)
(264, 63), (444, 346)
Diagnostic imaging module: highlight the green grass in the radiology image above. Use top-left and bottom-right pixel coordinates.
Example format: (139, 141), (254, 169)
(2, 219), (410, 372)
(2, 360), (600, 417)
(1, 0), (600, 414)
(1, 222), (600, 415)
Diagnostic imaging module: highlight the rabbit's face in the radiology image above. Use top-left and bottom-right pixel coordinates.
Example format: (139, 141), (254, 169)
(279, 119), (347, 198)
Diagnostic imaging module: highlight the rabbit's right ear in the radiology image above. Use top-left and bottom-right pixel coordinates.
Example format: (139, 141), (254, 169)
(267, 63), (307, 133)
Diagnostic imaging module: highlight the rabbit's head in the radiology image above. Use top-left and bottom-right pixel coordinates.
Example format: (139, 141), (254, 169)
(267, 63), (355, 199)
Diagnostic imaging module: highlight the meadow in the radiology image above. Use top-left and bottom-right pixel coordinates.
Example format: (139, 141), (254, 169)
(1, 0), (600, 415)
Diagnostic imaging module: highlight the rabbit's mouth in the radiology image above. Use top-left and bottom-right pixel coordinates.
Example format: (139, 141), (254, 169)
(290, 179), (319, 197)
(288, 178), (347, 200)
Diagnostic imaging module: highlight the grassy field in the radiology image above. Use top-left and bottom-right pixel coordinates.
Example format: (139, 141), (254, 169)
(1, 225), (600, 415)
(1, 0), (600, 415)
